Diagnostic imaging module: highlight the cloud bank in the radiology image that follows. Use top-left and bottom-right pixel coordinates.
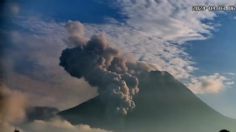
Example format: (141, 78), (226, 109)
(0, 84), (27, 132)
(21, 118), (110, 132)
(0, 83), (109, 132)
(188, 73), (234, 94)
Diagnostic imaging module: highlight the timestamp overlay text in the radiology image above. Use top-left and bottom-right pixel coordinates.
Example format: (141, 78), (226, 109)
(192, 5), (236, 11)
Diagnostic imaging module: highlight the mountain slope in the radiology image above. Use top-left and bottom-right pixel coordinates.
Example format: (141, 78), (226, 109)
(59, 71), (236, 132)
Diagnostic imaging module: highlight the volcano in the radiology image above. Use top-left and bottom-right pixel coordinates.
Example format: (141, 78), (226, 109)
(59, 71), (236, 132)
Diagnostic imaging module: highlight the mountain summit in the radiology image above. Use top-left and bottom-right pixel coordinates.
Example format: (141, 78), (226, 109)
(60, 71), (236, 132)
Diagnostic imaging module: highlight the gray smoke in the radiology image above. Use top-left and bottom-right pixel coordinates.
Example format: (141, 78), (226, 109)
(60, 21), (152, 115)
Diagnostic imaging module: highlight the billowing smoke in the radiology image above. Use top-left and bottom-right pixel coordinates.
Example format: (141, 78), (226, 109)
(0, 83), (27, 132)
(60, 21), (155, 115)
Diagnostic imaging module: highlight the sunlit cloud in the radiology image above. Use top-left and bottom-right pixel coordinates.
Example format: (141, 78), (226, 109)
(21, 118), (111, 132)
(187, 73), (234, 94)
(0, 84), (27, 132)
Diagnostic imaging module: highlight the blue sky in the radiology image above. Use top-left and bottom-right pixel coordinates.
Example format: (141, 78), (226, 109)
(16, 0), (126, 23)
(187, 13), (236, 75)
(2, 0), (236, 119)
(186, 12), (236, 118)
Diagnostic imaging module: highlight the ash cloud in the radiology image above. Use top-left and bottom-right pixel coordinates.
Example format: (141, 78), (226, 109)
(60, 21), (156, 115)
(65, 21), (87, 47)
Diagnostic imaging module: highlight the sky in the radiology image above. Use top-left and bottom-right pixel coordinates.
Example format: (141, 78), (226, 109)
(186, 12), (236, 118)
(1, 0), (236, 124)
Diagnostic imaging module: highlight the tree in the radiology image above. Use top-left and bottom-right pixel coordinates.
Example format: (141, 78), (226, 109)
(219, 129), (230, 132)
(14, 129), (20, 132)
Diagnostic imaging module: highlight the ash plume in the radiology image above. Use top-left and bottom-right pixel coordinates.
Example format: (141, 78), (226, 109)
(60, 21), (156, 115)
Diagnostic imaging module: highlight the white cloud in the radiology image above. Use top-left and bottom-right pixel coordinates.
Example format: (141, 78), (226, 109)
(84, 0), (235, 93)
(187, 73), (234, 94)
(82, 0), (211, 81)
(3, 18), (97, 110)
(21, 118), (111, 132)
(4, 0), (235, 113)
(112, 0), (225, 43)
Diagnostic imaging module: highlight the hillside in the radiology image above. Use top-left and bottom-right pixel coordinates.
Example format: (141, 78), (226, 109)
(59, 71), (236, 132)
